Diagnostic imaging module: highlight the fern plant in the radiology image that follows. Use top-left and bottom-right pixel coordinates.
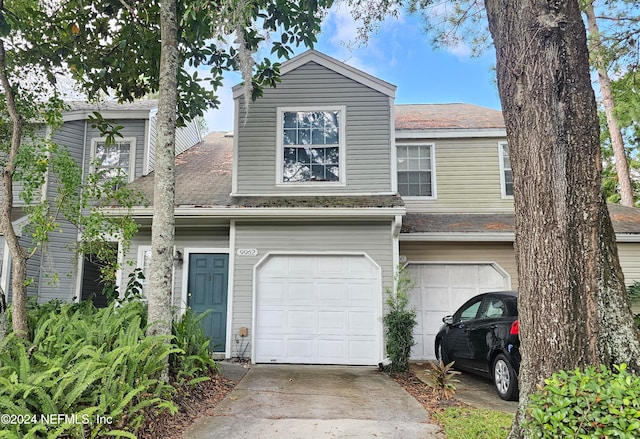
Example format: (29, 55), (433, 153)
(0, 300), (178, 438)
(170, 308), (217, 383)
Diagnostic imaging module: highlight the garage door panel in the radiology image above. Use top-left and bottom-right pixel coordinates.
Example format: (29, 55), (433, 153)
(318, 340), (346, 362)
(349, 311), (378, 333)
(408, 263), (508, 360)
(348, 339), (379, 365)
(256, 255), (381, 365)
(286, 281), (315, 302)
(423, 265), (449, 284)
(318, 282), (347, 303)
(479, 266), (507, 285)
(287, 310), (316, 332)
(318, 257), (345, 275)
(256, 309), (286, 331)
(318, 311), (346, 333)
(289, 256), (315, 275)
(260, 281), (287, 300)
(348, 282), (377, 303)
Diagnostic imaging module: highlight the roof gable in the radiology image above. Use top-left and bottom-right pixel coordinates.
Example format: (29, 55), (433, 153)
(233, 50), (396, 98)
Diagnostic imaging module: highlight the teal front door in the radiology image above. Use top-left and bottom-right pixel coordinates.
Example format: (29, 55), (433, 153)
(187, 253), (229, 352)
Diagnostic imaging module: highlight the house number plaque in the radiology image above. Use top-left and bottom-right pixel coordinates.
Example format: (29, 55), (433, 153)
(236, 248), (258, 256)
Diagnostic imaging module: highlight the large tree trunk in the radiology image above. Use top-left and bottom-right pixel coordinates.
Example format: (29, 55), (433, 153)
(584, 2), (634, 207)
(0, 38), (28, 338)
(146, 0), (178, 375)
(484, 1), (640, 437)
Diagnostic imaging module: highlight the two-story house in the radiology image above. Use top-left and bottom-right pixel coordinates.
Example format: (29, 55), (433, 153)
(0, 100), (202, 308)
(111, 50), (640, 364)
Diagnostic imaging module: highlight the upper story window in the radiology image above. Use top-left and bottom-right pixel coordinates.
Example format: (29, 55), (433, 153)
(499, 142), (513, 197)
(397, 144), (435, 197)
(277, 107), (346, 185)
(91, 137), (136, 183)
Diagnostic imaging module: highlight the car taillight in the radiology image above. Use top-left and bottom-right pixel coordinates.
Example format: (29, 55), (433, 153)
(510, 320), (519, 335)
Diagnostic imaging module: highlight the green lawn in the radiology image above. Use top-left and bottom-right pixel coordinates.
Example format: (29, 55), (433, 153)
(433, 407), (513, 439)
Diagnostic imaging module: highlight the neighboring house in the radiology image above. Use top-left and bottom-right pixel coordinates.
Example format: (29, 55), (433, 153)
(0, 100), (202, 307)
(19, 50), (640, 365)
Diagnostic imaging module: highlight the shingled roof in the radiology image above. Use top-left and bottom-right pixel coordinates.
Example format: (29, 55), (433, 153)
(128, 132), (404, 210)
(395, 103), (505, 130)
(402, 203), (640, 235)
(66, 100), (158, 112)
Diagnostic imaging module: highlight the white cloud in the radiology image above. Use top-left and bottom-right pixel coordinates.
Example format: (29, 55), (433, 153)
(325, 4), (361, 48)
(445, 41), (472, 58)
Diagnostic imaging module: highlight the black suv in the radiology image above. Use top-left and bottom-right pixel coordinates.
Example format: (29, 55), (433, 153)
(434, 291), (520, 400)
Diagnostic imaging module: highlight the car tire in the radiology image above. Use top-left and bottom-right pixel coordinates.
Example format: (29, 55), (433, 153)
(493, 353), (518, 401)
(436, 340), (450, 365)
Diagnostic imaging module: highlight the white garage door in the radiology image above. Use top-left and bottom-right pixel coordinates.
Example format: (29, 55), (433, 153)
(407, 263), (509, 360)
(255, 255), (381, 365)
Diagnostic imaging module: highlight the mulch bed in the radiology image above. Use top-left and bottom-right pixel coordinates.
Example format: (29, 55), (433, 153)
(137, 373), (237, 439)
(391, 370), (466, 413)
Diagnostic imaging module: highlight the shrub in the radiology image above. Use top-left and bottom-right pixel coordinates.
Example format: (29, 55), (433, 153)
(383, 266), (417, 373)
(170, 309), (217, 383)
(524, 363), (640, 439)
(425, 360), (461, 400)
(0, 300), (178, 438)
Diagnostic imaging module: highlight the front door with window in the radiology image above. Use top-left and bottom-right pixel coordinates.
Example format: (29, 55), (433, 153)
(187, 254), (229, 352)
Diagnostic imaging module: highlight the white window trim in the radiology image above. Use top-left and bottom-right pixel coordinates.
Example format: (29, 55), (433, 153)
(396, 142), (437, 200)
(90, 137), (137, 183)
(74, 235), (123, 303)
(1, 238), (10, 296)
(498, 142), (513, 199)
(275, 106), (347, 187)
(134, 245), (152, 301)
(135, 245), (178, 303)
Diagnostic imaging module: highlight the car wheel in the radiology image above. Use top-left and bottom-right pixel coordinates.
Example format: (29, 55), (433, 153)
(493, 353), (518, 401)
(436, 340), (450, 365)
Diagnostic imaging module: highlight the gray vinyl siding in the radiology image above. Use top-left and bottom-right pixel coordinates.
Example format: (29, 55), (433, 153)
(148, 113), (156, 173)
(16, 235), (41, 302)
(84, 119), (147, 180)
(235, 62), (392, 194)
(399, 138), (515, 213)
(1, 126), (48, 207)
(175, 120), (202, 156)
(34, 120), (87, 302)
(231, 220), (395, 347)
(399, 241), (519, 290)
(121, 226), (230, 307)
(146, 115), (201, 174)
(618, 242), (640, 286)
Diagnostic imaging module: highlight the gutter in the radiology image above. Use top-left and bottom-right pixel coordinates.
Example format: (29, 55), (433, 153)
(401, 231), (640, 243)
(101, 206), (407, 219)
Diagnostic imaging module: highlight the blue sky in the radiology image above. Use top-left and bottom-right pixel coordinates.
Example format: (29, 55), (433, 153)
(204, 5), (501, 133)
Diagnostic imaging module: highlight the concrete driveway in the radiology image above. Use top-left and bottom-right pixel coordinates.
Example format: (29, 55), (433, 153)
(183, 365), (444, 439)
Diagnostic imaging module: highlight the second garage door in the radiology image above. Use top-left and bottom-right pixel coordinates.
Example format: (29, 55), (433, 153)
(407, 263), (510, 360)
(254, 254), (381, 365)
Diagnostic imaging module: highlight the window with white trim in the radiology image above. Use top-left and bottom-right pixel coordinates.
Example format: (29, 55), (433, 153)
(397, 144), (435, 197)
(499, 142), (513, 197)
(136, 245), (152, 298)
(91, 138), (136, 183)
(278, 108), (345, 184)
